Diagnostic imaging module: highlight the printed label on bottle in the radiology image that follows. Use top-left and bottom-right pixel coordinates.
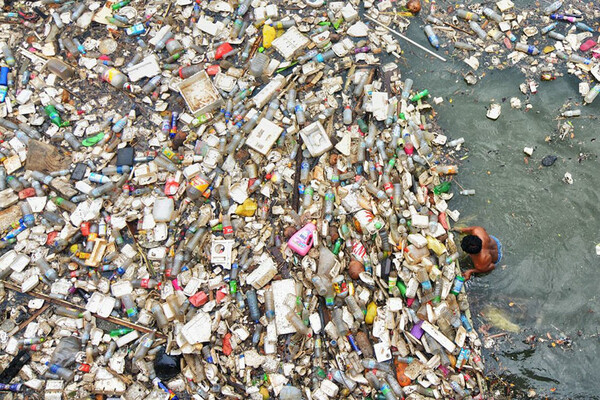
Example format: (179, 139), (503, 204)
(189, 175), (209, 192)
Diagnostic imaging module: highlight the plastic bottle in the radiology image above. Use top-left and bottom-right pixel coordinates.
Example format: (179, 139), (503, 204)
(402, 78), (413, 99)
(314, 49), (336, 62)
(45, 362), (74, 381)
(246, 289), (260, 322)
(548, 31), (565, 41)
(52, 197), (77, 212)
(155, 31), (173, 51)
(0, 43), (15, 67)
(561, 109), (581, 117)
(426, 15), (444, 25)
(132, 331), (155, 363)
(165, 38), (184, 55)
(286, 89), (297, 113)
(119, 293), (138, 320)
(469, 21), (487, 40)
(568, 54), (592, 65)
(541, 23), (557, 34)
(332, 308), (348, 336)
(515, 42), (539, 55)
(102, 165), (130, 175)
(453, 41), (477, 51)
(424, 25), (440, 49)
(47, 59), (75, 80)
(71, 2), (87, 20)
(447, 137), (465, 147)
(434, 165), (458, 175)
(286, 310), (310, 335)
(37, 259), (58, 281)
(101, 66), (129, 90)
(456, 9), (480, 21)
(482, 7), (502, 23)
(544, 1), (562, 15)
(151, 304), (169, 330)
(584, 85), (600, 104)
(249, 53), (269, 77)
(575, 22), (594, 33)
(265, 98), (279, 120)
(90, 181), (115, 198)
(410, 89), (429, 102)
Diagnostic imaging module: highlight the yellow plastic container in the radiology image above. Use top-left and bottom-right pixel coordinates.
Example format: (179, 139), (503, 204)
(262, 25), (276, 49)
(365, 301), (377, 324)
(426, 236), (446, 256)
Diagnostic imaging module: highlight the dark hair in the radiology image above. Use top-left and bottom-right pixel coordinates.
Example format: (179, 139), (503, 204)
(461, 235), (482, 254)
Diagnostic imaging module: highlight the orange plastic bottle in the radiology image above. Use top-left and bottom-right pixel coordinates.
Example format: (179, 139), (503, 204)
(394, 360), (412, 387)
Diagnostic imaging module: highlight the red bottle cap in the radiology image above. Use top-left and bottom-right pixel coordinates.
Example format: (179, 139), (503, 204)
(214, 42), (233, 60)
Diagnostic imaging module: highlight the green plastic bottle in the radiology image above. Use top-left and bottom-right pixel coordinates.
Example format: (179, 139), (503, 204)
(410, 89), (429, 102)
(433, 181), (451, 195)
(44, 105), (69, 127)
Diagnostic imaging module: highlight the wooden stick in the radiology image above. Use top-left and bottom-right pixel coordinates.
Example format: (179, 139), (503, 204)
(2, 281), (166, 338)
(365, 16), (447, 62)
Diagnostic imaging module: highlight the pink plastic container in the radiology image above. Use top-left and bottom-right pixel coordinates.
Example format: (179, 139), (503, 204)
(287, 223), (316, 256)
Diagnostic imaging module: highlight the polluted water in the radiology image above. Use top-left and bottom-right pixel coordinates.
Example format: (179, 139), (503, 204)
(0, 0), (596, 399)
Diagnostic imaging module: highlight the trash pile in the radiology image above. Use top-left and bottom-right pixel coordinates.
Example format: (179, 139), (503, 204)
(0, 0), (489, 399)
(420, 0), (600, 105)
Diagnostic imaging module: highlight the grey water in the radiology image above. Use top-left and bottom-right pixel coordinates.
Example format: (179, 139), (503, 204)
(397, 10), (600, 399)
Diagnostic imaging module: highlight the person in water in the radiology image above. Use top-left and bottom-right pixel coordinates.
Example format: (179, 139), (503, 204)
(456, 226), (502, 280)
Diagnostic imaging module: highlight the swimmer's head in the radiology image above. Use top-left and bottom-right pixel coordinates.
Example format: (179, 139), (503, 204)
(461, 235), (482, 254)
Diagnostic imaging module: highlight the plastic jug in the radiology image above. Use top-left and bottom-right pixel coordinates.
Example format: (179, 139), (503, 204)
(287, 223), (316, 256)
(405, 244), (430, 264)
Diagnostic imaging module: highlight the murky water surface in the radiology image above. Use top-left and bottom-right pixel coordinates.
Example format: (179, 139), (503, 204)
(397, 9), (599, 398)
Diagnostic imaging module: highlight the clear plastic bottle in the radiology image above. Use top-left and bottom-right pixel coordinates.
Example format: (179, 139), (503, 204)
(264, 288), (275, 321)
(515, 42), (539, 55)
(343, 105), (352, 125)
(469, 21), (487, 40)
(249, 53), (269, 77)
(119, 293), (138, 320)
(46, 363), (74, 381)
(456, 9), (480, 21)
(165, 38), (184, 55)
(548, 31), (565, 41)
(561, 109), (581, 117)
(294, 101), (306, 125)
(286, 310), (310, 335)
(482, 7), (502, 23)
(20, 202), (35, 227)
(332, 308), (348, 336)
(246, 289), (260, 322)
(345, 296), (364, 322)
(132, 331), (155, 363)
(454, 41), (477, 51)
(424, 25), (440, 49)
(37, 259), (58, 281)
(402, 78), (413, 99)
(584, 85), (600, 104)
(543, 1), (562, 15)
(101, 66), (129, 90)
(265, 98), (279, 120)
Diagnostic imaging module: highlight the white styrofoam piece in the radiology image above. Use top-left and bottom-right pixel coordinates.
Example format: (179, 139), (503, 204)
(246, 118), (284, 155)
(272, 279), (297, 335)
(299, 121), (332, 157)
(181, 310), (212, 344)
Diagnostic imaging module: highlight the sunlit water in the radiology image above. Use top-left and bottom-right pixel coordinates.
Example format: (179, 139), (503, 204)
(394, 10), (599, 399)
